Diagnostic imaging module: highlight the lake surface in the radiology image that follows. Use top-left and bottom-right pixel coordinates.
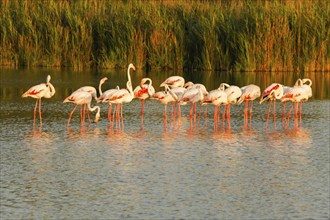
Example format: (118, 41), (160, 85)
(1, 68), (329, 219)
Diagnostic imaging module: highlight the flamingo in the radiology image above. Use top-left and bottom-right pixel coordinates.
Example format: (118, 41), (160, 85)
(107, 63), (135, 128)
(180, 85), (205, 118)
(97, 85), (120, 121)
(237, 84), (261, 127)
(63, 91), (100, 127)
(22, 75), (56, 126)
(260, 83), (284, 129)
(203, 86), (228, 129)
(219, 83), (242, 124)
(281, 79), (311, 127)
(68, 77), (107, 123)
(160, 76), (185, 88)
(73, 77), (108, 101)
(134, 77), (155, 115)
(152, 85), (178, 118)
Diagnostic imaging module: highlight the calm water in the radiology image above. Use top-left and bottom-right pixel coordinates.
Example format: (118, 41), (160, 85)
(1, 68), (329, 219)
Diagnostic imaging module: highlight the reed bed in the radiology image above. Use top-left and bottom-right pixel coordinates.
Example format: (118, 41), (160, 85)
(0, 0), (329, 71)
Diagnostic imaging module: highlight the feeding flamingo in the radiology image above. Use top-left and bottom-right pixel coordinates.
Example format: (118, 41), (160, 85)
(281, 78), (312, 127)
(152, 85), (178, 118)
(134, 77), (155, 115)
(237, 84), (261, 127)
(260, 83), (284, 129)
(63, 91), (100, 127)
(203, 86), (228, 129)
(219, 83), (242, 124)
(180, 85), (205, 118)
(22, 75), (56, 126)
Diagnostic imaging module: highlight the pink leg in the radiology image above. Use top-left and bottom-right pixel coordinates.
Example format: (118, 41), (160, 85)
(67, 105), (78, 127)
(273, 100), (277, 129)
(108, 104), (112, 121)
(38, 98), (42, 125)
(33, 99), (38, 125)
(141, 100), (145, 115)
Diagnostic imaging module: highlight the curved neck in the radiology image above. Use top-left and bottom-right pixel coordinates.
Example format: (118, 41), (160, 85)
(88, 103), (100, 113)
(165, 85), (178, 101)
(99, 79), (106, 96)
(219, 83), (230, 91)
(48, 82), (56, 96)
(295, 79), (303, 87)
(303, 79), (312, 86)
(127, 66), (133, 87)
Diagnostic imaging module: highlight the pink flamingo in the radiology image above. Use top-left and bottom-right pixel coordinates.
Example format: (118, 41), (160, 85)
(260, 83), (284, 129)
(180, 85), (205, 118)
(203, 86), (228, 130)
(134, 77), (155, 115)
(160, 76), (185, 88)
(152, 85), (178, 118)
(22, 75), (56, 126)
(237, 84), (261, 127)
(63, 91), (100, 127)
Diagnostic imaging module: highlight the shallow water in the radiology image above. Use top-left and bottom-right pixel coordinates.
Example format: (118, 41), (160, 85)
(0, 68), (329, 219)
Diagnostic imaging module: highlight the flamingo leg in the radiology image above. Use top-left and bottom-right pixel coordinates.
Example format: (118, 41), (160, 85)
(227, 104), (231, 130)
(38, 98), (42, 125)
(67, 104), (78, 127)
(121, 104), (124, 130)
(33, 99), (38, 125)
(282, 102), (286, 127)
(141, 99), (145, 115)
(108, 104), (112, 121)
(164, 104), (167, 119)
(273, 100), (277, 129)
(249, 101), (253, 128)
(82, 104), (86, 127)
(86, 104), (91, 124)
(266, 100), (272, 129)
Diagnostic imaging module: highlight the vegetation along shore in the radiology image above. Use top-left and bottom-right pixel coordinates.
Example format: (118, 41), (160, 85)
(0, 0), (329, 71)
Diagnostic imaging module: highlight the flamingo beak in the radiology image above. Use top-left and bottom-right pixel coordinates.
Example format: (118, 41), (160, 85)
(94, 113), (100, 123)
(259, 95), (268, 104)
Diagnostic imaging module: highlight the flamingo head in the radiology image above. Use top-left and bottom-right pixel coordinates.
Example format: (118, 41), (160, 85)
(94, 112), (100, 123)
(260, 93), (270, 104)
(184, 81), (194, 89)
(101, 77), (108, 83)
(128, 63), (136, 71)
(46, 75), (51, 83)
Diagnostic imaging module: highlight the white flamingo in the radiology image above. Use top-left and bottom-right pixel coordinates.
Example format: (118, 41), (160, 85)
(180, 85), (205, 118)
(22, 75), (56, 126)
(203, 86), (228, 129)
(237, 84), (261, 127)
(107, 63), (135, 128)
(260, 83), (284, 128)
(152, 85), (178, 118)
(63, 91), (100, 127)
(219, 83), (242, 122)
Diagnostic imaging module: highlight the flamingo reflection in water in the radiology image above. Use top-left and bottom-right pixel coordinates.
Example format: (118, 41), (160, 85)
(22, 75), (56, 127)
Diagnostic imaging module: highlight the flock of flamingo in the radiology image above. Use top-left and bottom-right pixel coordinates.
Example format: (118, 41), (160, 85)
(22, 63), (312, 130)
